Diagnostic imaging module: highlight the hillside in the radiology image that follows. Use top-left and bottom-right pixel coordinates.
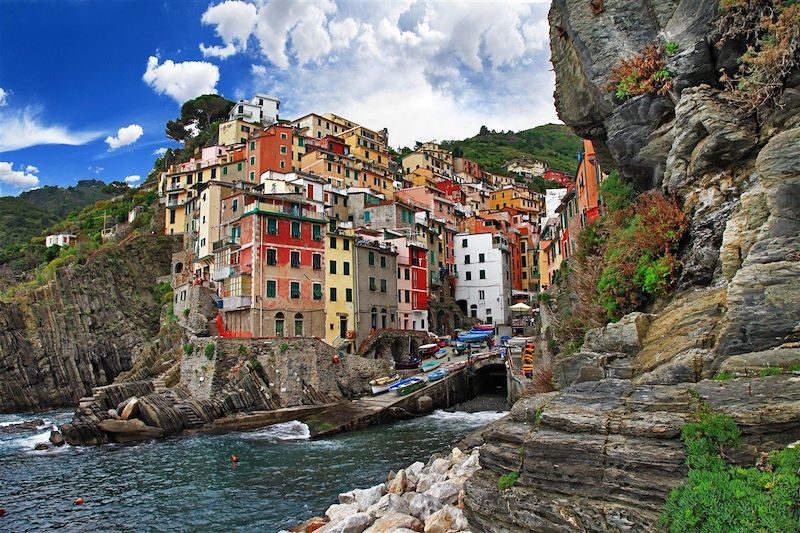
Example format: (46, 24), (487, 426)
(0, 179), (124, 252)
(443, 123), (583, 175)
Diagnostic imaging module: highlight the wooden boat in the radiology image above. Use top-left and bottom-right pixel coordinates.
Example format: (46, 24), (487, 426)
(447, 361), (468, 372)
(369, 374), (401, 395)
(472, 324), (495, 331)
(418, 343), (440, 358)
(395, 357), (421, 370)
(421, 360), (441, 372)
(434, 348), (448, 359)
(428, 368), (447, 382)
(390, 377), (428, 396)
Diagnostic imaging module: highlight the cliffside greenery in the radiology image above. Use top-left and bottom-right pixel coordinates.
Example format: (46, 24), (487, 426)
(605, 43), (673, 100)
(716, 0), (800, 118)
(661, 405), (800, 532)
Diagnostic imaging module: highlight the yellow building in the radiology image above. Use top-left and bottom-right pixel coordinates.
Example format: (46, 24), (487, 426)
(218, 119), (257, 146)
(406, 167), (439, 189)
(488, 185), (542, 214)
(402, 142), (453, 181)
(325, 226), (357, 352)
(300, 150), (394, 199)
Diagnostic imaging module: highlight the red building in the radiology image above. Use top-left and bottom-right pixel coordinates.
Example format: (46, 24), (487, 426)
(434, 179), (465, 204)
(245, 124), (294, 181)
(214, 189), (327, 338)
(543, 169), (575, 190)
(410, 244), (428, 314)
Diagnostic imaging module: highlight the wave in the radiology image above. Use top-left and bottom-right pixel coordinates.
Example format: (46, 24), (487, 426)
(423, 409), (509, 426)
(241, 420), (311, 442)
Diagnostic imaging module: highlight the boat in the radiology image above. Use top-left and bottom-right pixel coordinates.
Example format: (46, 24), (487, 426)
(453, 342), (467, 354)
(428, 368), (447, 381)
(418, 343), (440, 358)
(421, 360), (441, 372)
(434, 348), (448, 359)
(472, 324), (495, 331)
(368, 374), (401, 395)
(390, 376), (428, 395)
(395, 357), (421, 370)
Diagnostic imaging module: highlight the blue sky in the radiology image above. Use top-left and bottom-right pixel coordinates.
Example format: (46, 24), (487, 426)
(0, 0), (556, 196)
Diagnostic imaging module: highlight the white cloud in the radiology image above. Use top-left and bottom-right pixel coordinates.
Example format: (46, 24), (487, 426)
(25, 164), (39, 174)
(0, 107), (101, 153)
(251, 64), (267, 76)
(199, 0), (257, 59)
(143, 56), (220, 104)
(153, 147), (168, 156)
(0, 88), (7, 107)
(124, 175), (141, 184)
(88, 165), (104, 174)
(0, 161), (40, 189)
(105, 124), (144, 150)
(199, 42), (238, 59)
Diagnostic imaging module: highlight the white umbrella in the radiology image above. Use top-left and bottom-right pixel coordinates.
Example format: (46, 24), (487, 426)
(510, 302), (532, 312)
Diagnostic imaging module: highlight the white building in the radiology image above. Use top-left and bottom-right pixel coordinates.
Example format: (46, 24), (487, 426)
(45, 233), (76, 248)
(505, 158), (548, 178)
(228, 94), (280, 125)
(542, 188), (568, 226)
(454, 232), (512, 325)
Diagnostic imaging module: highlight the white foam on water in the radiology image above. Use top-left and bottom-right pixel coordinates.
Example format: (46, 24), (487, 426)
(14, 427), (55, 451)
(241, 420), (311, 442)
(424, 409), (509, 427)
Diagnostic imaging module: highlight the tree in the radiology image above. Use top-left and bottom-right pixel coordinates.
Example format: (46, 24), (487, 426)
(479, 125), (490, 135)
(165, 94), (234, 142)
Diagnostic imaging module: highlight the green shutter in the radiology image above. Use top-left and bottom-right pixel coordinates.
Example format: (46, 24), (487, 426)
(266, 280), (276, 298)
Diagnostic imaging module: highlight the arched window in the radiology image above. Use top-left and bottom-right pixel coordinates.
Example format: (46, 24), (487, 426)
(470, 304), (478, 318)
(371, 307), (377, 329)
(275, 312), (285, 337)
(381, 308), (388, 329)
(294, 313), (304, 337)
(174, 262), (183, 274)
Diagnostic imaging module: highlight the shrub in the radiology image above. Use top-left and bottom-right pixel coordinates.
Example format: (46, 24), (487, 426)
(759, 366), (783, 377)
(497, 471), (519, 490)
(204, 343), (215, 360)
(713, 371), (736, 381)
(664, 40), (679, 55)
(238, 345), (248, 356)
(183, 343), (194, 356)
(605, 43), (673, 100)
(279, 342), (289, 352)
(660, 406), (800, 531)
(182, 308), (190, 318)
(152, 281), (174, 306)
(532, 365), (556, 394)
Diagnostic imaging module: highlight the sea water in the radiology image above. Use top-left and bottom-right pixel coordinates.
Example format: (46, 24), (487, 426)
(0, 405), (506, 532)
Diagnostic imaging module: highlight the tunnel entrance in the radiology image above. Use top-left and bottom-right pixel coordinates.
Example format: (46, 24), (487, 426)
(474, 363), (508, 398)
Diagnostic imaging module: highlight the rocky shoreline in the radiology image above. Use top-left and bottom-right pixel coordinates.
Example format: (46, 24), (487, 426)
(288, 444), (485, 533)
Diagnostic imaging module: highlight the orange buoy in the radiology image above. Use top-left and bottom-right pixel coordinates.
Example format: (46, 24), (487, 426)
(231, 454), (239, 463)
(74, 498), (84, 506)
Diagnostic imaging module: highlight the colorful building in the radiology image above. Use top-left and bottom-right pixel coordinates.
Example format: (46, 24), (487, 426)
(325, 226), (357, 351)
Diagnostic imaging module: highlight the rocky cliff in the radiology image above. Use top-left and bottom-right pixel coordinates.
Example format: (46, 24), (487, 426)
(0, 234), (179, 413)
(465, 1), (800, 530)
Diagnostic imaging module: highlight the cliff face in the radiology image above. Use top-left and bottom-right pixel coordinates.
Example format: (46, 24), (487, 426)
(465, 1), (800, 530)
(0, 235), (178, 413)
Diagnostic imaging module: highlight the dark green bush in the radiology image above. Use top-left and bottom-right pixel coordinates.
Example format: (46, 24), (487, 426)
(497, 471), (520, 490)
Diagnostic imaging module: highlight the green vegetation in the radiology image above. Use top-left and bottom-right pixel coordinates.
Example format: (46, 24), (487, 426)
(759, 366), (783, 377)
(660, 406), (800, 532)
(497, 471), (520, 490)
(441, 123), (583, 176)
(204, 343), (215, 360)
(250, 357), (263, 373)
(665, 41), (679, 55)
(606, 43), (673, 100)
(183, 308), (190, 318)
(279, 342), (289, 352)
(303, 415), (335, 434)
(238, 345), (248, 356)
(713, 371), (736, 381)
(183, 343), (194, 356)
(789, 363), (800, 373)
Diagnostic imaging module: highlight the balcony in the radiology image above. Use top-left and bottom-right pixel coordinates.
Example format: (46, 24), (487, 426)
(244, 201), (327, 221)
(213, 238), (241, 252)
(212, 265), (237, 281)
(222, 295), (251, 310)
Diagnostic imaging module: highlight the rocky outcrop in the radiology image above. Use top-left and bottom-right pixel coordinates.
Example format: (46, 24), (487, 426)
(0, 235), (179, 413)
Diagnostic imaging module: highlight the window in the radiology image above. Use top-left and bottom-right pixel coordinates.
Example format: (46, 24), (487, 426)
(280, 132), (287, 139)
(343, 239), (350, 250)
(364, 211), (371, 223)
(405, 268), (410, 280)
(462, 238), (468, 247)
(380, 256), (386, 268)
(223, 166), (228, 176)
(313, 284), (322, 300)
(479, 253), (485, 263)
(290, 282), (300, 299)
(329, 260), (337, 274)
(267, 217), (278, 235)
(266, 249), (277, 266)
(280, 145), (287, 154)
(231, 199), (238, 212)
(294, 313), (304, 336)
(479, 290), (485, 300)
(280, 160), (285, 169)
(266, 280), (277, 298)
(275, 312), (285, 337)
(368, 251), (375, 265)
(479, 270), (486, 279)
(312, 225), (322, 240)
(405, 289), (410, 303)
(371, 307), (377, 329)
(343, 262), (350, 275)
(250, 141), (255, 150)
(345, 288), (353, 302)
(291, 251), (300, 268)
(250, 156), (255, 166)
(329, 237), (337, 249)
(249, 171), (255, 180)
(291, 221), (301, 239)
(312, 253), (321, 270)
(369, 277), (376, 291)
(380, 279), (387, 292)
(464, 254), (471, 264)
(466, 271), (472, 281)
(329, 287), (337, 301)
(237, 162), (243, 172)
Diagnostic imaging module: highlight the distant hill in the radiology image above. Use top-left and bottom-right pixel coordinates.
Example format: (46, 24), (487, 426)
(443, 123), (583, 176)
(0, 180), (123, 251)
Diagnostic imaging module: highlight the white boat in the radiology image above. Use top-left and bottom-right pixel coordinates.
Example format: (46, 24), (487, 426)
(369, 374), (401, 395)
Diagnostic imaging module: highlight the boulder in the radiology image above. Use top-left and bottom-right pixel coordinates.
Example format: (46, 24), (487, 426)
(429, 458), (452, 475)
(425, 480), (462, 505)
(0, 419), (43, 434)
(450, 447), (465, 464)
(49, 429), (65, 447)
(364, 511), (423, 533)
(107, 409), (120, 420)
(415, 472), (445, 494)
(316, 512), (372, 533)
(403, 492), (443, 521)
(424, 505), (469, 533)
(97, 418), (164, 443)
(366, 494), (412, 519)
(416, 395), (433, 413)
(34, 442), (49, 451)
(583, 312), (652, 355)
(325, 503), (360, 523)
(405, 461), (425, 488)
(120, 397), (139, 420)
(289, 516), (327, 533)
(354, 484), (386, 512)
(387, 468), (406, 494)
(453, 453), (480, 479)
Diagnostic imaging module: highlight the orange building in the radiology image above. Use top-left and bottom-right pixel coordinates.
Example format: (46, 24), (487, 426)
(575, 139), (603, 225)
(245, 124), (294, 181)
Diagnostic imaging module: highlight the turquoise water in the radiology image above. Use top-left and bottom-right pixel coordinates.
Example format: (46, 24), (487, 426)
(0, 407), (505, 532)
